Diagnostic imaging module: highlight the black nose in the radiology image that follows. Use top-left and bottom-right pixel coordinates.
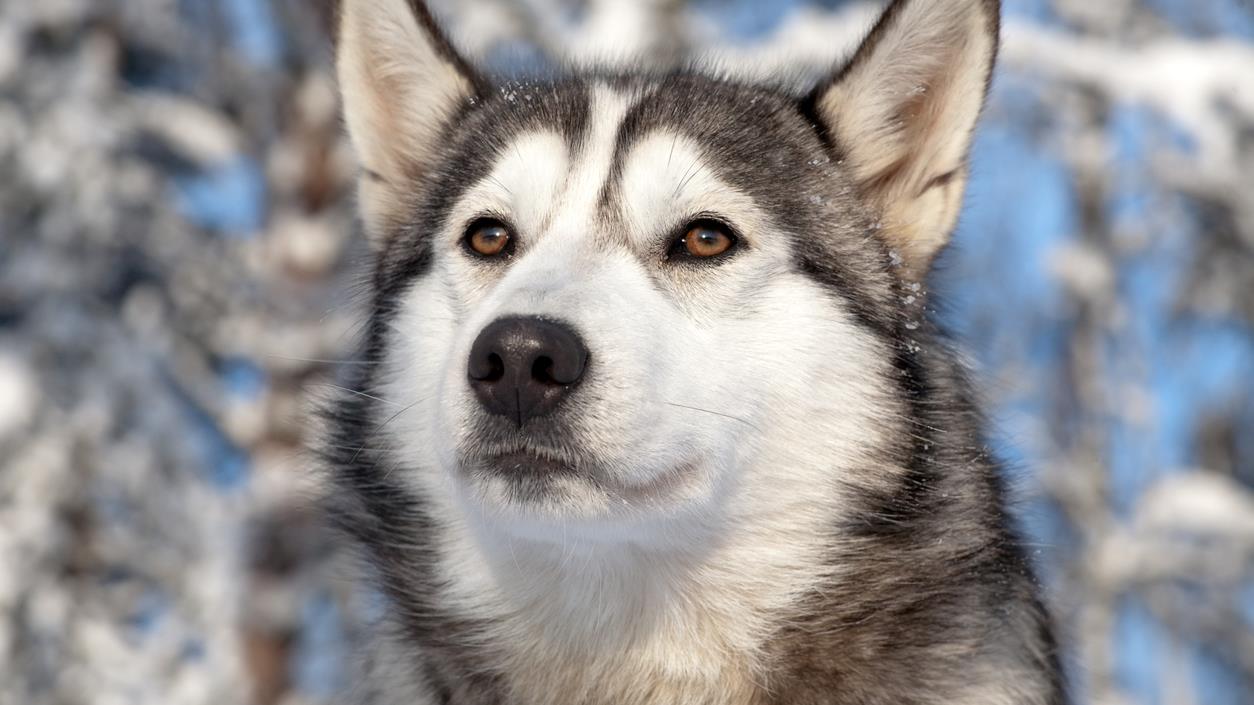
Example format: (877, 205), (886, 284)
(467, 316), (590, 427)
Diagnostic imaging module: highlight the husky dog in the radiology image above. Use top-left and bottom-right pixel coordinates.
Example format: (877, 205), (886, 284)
(324, 0), (1063, 702)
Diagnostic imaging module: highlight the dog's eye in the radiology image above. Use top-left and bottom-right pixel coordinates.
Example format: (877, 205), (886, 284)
(464, 219), (514, 258)
(669, 221), (738, 261)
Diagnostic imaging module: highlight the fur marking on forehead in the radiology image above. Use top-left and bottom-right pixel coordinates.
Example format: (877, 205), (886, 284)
(617, 131), (754, 247)
(464, 84), (636, 244)
(470, 132), (569, 236)
(463, 82), (770, 252)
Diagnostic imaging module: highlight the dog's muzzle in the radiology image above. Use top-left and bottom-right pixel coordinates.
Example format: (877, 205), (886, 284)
(467, 316), (589, 428)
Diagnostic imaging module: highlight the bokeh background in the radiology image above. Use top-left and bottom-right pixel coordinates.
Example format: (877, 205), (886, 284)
(2, 0), (1252, 703)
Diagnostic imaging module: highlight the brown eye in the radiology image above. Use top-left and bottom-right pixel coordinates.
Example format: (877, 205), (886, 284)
(669, 220), (738, 261)
(464, 219), (514, 258)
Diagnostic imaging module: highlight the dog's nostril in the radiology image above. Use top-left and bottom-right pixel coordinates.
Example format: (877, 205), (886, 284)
(532, 356), (556, 385)
(469, 350), (507, 382)
(485, 353), (505, 382)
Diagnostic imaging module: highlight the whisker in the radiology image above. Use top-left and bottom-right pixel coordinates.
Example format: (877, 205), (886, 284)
(319, 383), (405, 408)
(265, 353), (376, 365)
(662, 401), (761, 432)
(673, 156), (703, 199)
(380, 456), (406, 483)
(676, 168), (703, 197)
(350, 398), (425, 464)
(486, 174), (514, 196)
(324, 443), (388, 453)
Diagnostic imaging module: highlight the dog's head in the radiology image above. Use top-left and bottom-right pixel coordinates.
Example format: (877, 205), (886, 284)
(333, 0), (999, 542)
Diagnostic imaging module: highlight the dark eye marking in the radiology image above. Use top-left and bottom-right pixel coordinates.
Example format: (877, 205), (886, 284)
(665, 218), (741, 263)
(462, 217), (515, 259)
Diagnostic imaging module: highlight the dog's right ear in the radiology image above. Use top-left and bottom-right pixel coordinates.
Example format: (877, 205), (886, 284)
(807, 0), (999, 279)
(336, 0), (477, 246)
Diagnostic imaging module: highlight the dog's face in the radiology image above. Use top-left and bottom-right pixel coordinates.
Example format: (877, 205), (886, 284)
(335, 0), (998, 541)
(381, 79), (898, 536)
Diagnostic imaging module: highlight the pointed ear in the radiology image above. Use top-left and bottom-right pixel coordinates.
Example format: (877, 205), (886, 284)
(336, 0), (478, 245)
(810, 0), (999, 277)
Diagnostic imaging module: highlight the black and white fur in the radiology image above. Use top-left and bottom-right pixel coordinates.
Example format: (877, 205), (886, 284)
(323, 0), (1065, 702)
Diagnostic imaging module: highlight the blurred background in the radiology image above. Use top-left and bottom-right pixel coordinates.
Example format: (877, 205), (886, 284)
(1, 0), (1252, 703)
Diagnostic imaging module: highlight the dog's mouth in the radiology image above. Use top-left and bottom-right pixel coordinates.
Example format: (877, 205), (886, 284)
(457, 441), (707, 518)
(455, 444), (598, 514)
(470, 448), (581, 481)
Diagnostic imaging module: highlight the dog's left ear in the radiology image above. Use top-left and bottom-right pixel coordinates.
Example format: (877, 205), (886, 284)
(809, 0), (999, 277)
(336, 0), (479, 246)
